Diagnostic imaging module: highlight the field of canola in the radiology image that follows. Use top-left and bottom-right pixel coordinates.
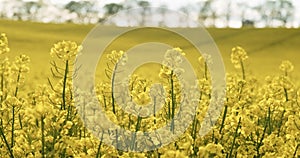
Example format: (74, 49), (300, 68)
(0, 20), (299, 157)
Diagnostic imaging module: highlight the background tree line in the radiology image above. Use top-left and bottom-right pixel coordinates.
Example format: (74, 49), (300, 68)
(0, 0), (297, 28)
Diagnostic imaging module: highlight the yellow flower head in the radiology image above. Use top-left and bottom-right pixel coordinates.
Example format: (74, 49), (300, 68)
(164, 47), (185, 67)
(106, 50), (127, 65)
(279, 60), (294, 73)
(35, 102), (53, 116)
(160, 47), (186, 79)
(12, 54), (30, 73)
(231, 46), (248, 68)
(161, 150), (187, 158)
(0, 33), (10, 54)
(4, 95), (22, 107)
(50, 40), (81, 61)
(64, 121), (73, 129)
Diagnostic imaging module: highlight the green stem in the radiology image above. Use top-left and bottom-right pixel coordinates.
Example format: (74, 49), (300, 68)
(135, 116), (142, 131)
(62, 60), (69, 110)
(240, 59), (245, 80)
(0, 127), (14, 158)
(191, 116), (197, 140)
(293, 144), (299, 158)
(219, 105), (228, 135)
(96, 132), (104, 158)
(14, 69), (21, 97)
(131, 116), (142, 150)
(83, 127), (86, 138)
(103, 95), (107, 109)
(285, 70), (288, 77)
(284, 87), (289, 102)
(153, 96), (156, 124)
(204, 62), (208, 80)
(18, 113), (22, 129)
(256, 107), (270, 156)
(228, 117), (241, 158)
(111, 63), (118, 114)
(191, 115), (198, 156)
(66, 105), (71, 121)
(11, 106), (15, 148)
(128, 115), (132, 129)
(1, 70), (4, 105)
(167, 101), (171, 119)
(41, 116), (45, 158)
(170, 71), (175, 133)
(115, 129), (119, 150)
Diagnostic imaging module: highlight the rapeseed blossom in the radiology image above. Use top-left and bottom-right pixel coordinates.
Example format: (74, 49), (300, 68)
(279, 60), (294, 76)
(50, 40), (81, 61)
(0, 33), (10, 54)
(231, 46), (248, 68)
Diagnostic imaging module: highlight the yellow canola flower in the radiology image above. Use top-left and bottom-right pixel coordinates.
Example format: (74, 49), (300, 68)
(231, 46), (248, 68)
(163, 47), (185, 69)
(159, 65), (172, 79)
(159, 47), (186, 81)
(198, 143), (224, 158)
(35, 102), (53, 116)
(4, 95), (22, 107)
(65, 121), (73, 129)
(0, 33), (10, 54)
(12, 54), (30, 73)
(161, 150), (188, 158)
(50, 40), (81, 61)
(279, 60), (294, 74)
(106, 50), (127, 65)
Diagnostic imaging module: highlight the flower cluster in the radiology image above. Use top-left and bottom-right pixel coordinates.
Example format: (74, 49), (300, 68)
(106, 50), (127, 66)
(279, 60), (294, 76)
(50, 40), (82, 61)
(0, 33), (10, 54)
(231, 46), (248, 68)
(12, 55), (30, 73)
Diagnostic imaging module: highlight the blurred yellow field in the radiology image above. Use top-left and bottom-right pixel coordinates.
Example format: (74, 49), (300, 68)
(1, 19), (300, 84)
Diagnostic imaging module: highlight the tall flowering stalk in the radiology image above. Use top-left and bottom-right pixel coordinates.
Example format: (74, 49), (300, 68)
(0, 33), (10, 55)
(48, 41), (84, 156)
(0, 33), (10, 104)
(0, 33), (30, 157)
(105, 50), (127, 114)
(11, 55), (30, 97)
(231, 46), (248, 80)
(159, 48), (185, 133)
(50, 40), (81, 110)
(279, 60), (294, 102)
(0, 34), (13, 157)
(35, 101), (53, 158)
(198, 53), (212, 81)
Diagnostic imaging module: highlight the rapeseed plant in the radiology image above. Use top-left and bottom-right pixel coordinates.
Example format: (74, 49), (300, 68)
(231, 46), (248, 80)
